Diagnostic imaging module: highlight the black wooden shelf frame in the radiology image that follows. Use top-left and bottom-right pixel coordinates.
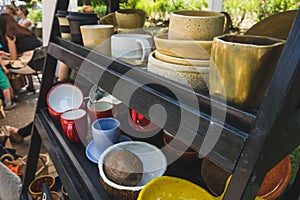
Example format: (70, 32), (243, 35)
(20, 0), (300, 199)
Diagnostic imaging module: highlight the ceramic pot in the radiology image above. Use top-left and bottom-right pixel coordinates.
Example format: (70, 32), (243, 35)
(66, 12), (99, 45)
(201, 156), (291, 200)
(147, 52), (209, 92)
(80, 24), (114, 54)
(168, 10), (231, 40)
(162, 130), (199, 163)
(154, 50), (210, 66)
(209, 35), (285, 111)
(56, 10), (71, 40)
(115, 9), (146, 29)
(154, 33), (212, 60)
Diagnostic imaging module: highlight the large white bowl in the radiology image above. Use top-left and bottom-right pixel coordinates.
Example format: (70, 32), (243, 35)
(154, 34), (212, 60)
(148, 52), (209, 92)
(46, 83), (83, 118)
(98, 141), (167, 200)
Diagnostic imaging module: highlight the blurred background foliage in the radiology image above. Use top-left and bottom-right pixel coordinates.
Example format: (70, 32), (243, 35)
(77, 0), (299, 30)
(27, 0), (299, 30)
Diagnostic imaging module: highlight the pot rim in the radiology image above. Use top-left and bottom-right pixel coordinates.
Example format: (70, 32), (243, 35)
(214, 34), (286, 48)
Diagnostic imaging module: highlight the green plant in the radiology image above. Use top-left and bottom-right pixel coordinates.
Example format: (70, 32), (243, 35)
(257, 0), (299, 21)
(93, 5), (107, 17)
(120, 0), (208, 24)
(290, 145), (300, 184)
(28, 9), (42, 23)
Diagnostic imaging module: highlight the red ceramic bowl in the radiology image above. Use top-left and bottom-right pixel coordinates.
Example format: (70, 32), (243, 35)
(46, 83), (84, 119)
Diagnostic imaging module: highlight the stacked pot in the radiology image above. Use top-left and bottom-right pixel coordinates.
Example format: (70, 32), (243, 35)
(56, 10), (99, 45)
(148, 10), (231, 92)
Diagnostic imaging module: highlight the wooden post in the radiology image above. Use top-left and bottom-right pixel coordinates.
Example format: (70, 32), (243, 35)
(208, 0), (224, 11)
(107, 0), (119, 13)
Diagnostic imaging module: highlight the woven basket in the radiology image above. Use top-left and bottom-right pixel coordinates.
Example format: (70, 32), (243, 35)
(0, 153), (50, 179)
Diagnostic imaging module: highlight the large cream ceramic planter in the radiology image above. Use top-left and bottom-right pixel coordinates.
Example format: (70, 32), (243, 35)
(209, 35), (285, 111)
(148, 52), (209, 92)
(168, 10), (230, 41)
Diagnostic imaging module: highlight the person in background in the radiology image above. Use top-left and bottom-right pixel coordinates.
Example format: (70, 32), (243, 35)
(11, 0), (16, 7)
(5, 5), (18, 21)
(16, 5), (34, 31)
(0, 14), (41, 92)
(0, 50), (17, 110)
(5, 122), (32, 143)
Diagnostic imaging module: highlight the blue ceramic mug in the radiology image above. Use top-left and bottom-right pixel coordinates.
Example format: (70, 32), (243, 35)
(91, 118), (121, 151)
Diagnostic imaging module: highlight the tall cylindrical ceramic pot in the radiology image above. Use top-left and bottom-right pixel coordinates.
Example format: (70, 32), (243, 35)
(209, 35), (285, 111)
(66, 12), (99, 45)
(56, 10), (71, 40)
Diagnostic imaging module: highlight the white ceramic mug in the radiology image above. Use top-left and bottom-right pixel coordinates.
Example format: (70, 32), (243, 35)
(111, 34), (153, 64)
(92, 118), (121, 151)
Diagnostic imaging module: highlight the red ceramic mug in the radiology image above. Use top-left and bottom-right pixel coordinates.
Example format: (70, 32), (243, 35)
(60, 108), (88, 143)
(47, 83), (84, 120)
(128, 108), (159, 132)
(87, 101), (118, 123)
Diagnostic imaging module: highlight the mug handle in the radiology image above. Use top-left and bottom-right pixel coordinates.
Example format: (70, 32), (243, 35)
(135, 38), (151, 64)
(66, 121), (74, 141)
(112, 103), (120, 118)
(221, 11), (233, 33)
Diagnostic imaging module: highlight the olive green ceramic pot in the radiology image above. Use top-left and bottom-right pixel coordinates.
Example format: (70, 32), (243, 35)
(115, 9), (146, 29)
(209, 35), (285, 111)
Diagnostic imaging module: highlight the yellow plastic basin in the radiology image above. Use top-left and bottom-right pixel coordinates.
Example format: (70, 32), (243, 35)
(138, 176), (265, 200)
(137, 176), (214, 200)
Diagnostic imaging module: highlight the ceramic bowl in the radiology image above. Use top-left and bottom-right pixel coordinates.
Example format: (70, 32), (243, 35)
(28, 175), (55, 199)
(201, 156), (291, 200)
(46, 83), (84, 119)
(154, 50), (210, 66)
(98, 141), (167, 200)
(258, 156), (291, 200)
(162, 130), (199, 163)
(147, 52), (209, 92)
(137, 176), (215, 200)
(154, 34), (212, 60)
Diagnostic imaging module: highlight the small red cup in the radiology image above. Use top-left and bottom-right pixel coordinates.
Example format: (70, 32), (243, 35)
(60, 108), (88, 143)
(128, 108), (159, 132)
(87, 101), (118, 123)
